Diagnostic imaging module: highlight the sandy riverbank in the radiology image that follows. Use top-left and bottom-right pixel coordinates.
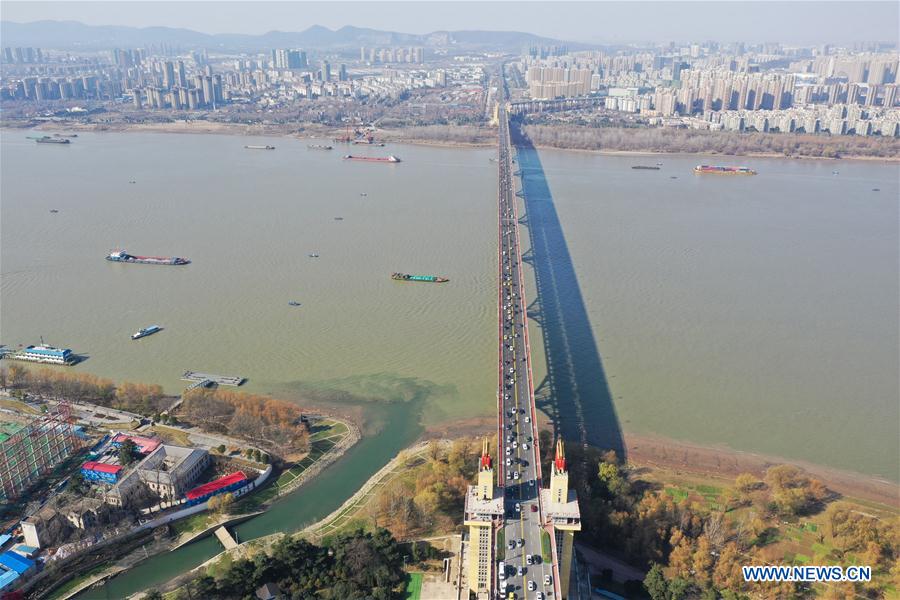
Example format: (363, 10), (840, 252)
(12, 119), (899, 161)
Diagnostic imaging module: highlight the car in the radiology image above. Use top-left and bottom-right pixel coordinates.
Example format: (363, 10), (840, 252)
(522, 443), (529, 450)
(518, 566), (526, 576)
(526, 554), (533, 565)
(529, 479), (535, 487)
(507, 593), (516, 600)
(512, 441), (518, 448)
(525, 416), (531, 423)
(508, 540), (515, 550)
(518, 538), (525, 547)
(544, 574), (552, 586)
(527, 436), (533, 443)
(515, 503), (521, 511)
(535, 593), (544, 600)
(506, 458), (512, 466)
(506, 471), (512, 480)
(513, 471), (520, 480)
(506, 447), (512, 455)
(528, 580), (536, 590)
(531, 504), (538, 512)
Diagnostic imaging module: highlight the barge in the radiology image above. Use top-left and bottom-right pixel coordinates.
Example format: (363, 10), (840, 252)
(343, 155), (401, 163)
(392, 273), (449, 283)
(106, 250), (190, 266)
(693, 165), (757, 175)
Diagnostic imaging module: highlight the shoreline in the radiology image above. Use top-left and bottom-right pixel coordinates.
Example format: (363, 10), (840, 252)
(423, 417), (898, 509)
(6, 120), (899, 162)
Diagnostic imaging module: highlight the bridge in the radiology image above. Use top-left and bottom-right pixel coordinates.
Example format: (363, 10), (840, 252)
(508, 95), (606, 116)
(465, 68), (581, 600)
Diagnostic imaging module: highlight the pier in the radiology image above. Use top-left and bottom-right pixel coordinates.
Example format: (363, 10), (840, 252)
(181, 371), (245, 387)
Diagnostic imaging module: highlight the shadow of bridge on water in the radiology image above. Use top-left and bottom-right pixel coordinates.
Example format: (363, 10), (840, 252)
(510, 118), (626, 460)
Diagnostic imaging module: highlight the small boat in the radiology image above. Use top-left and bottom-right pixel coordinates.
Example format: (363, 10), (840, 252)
(132, 325), (162, 340)
(245, 145), (275, 150)
(308, 253), (320, 258)
(129, 180), (136, 184)
(832, 171), (839, 175)
(308, 144), (333, 150)
(49, 209), (59, 213)
(670, 176), (678, 179)
(632, 165), (660, 170)
(334, 217), (344, 221)
(872, 188), (880, 192)
(656, 162), (663, 166)
(359, 193), (368, 197)
(288, 301), (302, 307)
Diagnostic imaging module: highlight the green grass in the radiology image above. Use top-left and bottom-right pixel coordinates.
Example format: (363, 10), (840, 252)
(404, 572), (424, 600)
(171, 512), (210, 536)
(541, 530), (552, 564)
(46, 565), (107, 600)
(664, 488), (689, 502)
(496, 529), (505, 561)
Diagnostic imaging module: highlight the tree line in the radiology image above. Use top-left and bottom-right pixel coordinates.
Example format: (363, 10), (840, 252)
(542, 434), (899, 599)
(180, 388), (310, 454)
(520, 122), (900, 158)
(167, 528), (406, 600)
(1, 365), (168, 414)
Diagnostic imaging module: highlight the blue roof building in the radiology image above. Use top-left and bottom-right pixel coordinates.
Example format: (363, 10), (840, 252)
(0, 569), (19, 591)
(0, 550), (35, 575)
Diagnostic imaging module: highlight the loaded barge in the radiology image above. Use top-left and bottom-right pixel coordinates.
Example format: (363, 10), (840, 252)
(693, 165), (757, 175)
(344, 155), (401, 163)
(392, 273), (449, 283)
(106, 250), (190, 266)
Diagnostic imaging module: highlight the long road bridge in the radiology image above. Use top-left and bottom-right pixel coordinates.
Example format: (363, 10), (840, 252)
(465, 71), (581, 600)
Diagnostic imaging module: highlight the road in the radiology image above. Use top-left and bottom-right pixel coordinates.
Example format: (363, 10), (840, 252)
(495, 96), (554, 600)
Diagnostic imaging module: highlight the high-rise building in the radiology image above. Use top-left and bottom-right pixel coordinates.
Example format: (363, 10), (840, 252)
(464, 440), (504, 595)
(175, 60), (187, 88)
(542, 441), (581, 599)
(162, 61), (175, 90)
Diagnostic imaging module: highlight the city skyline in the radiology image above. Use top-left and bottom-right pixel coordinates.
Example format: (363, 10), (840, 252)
(2, 1), (899, 45)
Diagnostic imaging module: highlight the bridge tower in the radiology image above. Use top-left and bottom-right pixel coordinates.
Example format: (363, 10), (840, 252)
(464, 439), (504, 596)
(543, 440), (581, 598)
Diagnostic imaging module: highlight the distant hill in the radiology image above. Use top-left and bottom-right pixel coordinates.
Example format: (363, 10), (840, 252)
(0, 20), (587, 52)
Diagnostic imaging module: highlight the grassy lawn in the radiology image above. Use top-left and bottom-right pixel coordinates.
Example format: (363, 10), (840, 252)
(46, 565), (108, 600)
(149, 424), (192, 446)
(404, 572), (424, 600)
(541, 530), (552, 564)
(171, 512), (211, 536)
(496, 529), (505, 561)
(0, 397), (40, 414)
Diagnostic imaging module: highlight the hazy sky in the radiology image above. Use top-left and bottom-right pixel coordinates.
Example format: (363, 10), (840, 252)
(2, 1), (898, 45)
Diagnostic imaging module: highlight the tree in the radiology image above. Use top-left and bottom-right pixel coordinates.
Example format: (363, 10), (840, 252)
(644, 563), (669, 600)
(118, 439), (138, 465)
(216, 444), (226, 454)
(143, 590), (163, 600)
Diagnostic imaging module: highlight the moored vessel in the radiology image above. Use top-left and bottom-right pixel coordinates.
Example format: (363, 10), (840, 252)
(132, 325), (162, 340)
(391, 272), (449, 283)
(4, 344), (76, 365)
(693, 165), (757, 175)
(36, 137), (70, 144)
(343, 155), (401, 163)
(106, 250), (190, 266)
(245, 145), (275, 150)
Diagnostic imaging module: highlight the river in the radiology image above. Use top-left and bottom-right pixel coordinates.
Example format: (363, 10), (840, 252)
(1, 130), (897, 595)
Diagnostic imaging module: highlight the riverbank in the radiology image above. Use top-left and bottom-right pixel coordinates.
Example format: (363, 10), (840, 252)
(8, 118), (899, 160)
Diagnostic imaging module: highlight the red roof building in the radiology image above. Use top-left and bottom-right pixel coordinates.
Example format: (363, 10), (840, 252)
(185, 472), (248, 502)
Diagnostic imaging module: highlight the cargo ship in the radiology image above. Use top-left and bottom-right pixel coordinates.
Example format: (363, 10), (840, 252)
(106, 250), (190, 265)
(132, 325), (162, 340)
(344, 155), (401, 163)
(693, 165), (756, 175)
(36, 137), (70, 144)
(245, 145), (275, 150)
(392, 273), (449, 283)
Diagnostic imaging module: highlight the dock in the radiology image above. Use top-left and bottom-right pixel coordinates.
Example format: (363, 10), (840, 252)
(181, 371), (245, 386)
(214, 526), (238, 550)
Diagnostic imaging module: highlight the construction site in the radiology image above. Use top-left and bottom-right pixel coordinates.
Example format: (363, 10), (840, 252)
(0, 402), (82, 503)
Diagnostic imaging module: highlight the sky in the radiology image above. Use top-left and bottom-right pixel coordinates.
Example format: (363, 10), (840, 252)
(2, 1), (898, 45)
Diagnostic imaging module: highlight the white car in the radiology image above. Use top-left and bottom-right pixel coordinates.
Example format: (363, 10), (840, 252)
(506, 458), (512, 466)
(522, 443), (529, 451)
(515, 503), (521, 511)
(528, 580), (536, 591)
(513, 471), (520, 480)
(525, 416), (531, 423)
(544, 574), (552, 586)
(536, 593), (544, 600)
(512, 441), (518, 448)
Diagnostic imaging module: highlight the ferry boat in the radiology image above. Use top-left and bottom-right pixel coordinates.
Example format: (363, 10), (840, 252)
(132, 325), (162, 340)
(5, 344), (76, 365)
(391, 273), (449, 283)
(245, 145), (275, 150)
(106, 250), (190, 266)
(343, 155), (401, 163)
(693, 165), (757, 175)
